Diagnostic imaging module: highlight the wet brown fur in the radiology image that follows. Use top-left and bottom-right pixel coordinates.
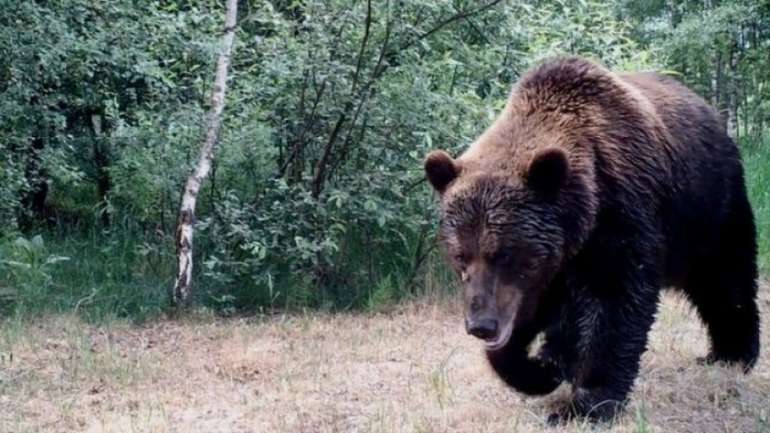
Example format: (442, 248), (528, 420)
(425, 57), (759, 422)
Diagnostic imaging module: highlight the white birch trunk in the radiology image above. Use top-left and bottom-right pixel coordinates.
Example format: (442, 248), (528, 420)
(172, 0), (238, 305)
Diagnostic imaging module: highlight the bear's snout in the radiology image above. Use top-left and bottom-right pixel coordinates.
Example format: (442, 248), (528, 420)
(465, 317), (499, 340)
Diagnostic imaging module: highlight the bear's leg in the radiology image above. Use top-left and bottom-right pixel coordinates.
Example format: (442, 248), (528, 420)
(560, 295), (659, 421)
(552, 233), (662, 423)
(486, 348), (562, 395)
(486, 325), (563, 395)
(683, 193), (760, 371)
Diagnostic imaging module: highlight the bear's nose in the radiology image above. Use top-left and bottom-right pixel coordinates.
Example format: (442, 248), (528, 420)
(465, 318), (498, 340)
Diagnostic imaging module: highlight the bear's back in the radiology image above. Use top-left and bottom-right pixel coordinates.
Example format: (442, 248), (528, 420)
(620, 71), (747, 282)
(620, 71), (731, 154)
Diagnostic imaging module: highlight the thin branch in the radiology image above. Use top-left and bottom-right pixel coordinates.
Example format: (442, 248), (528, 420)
(351, 0), (373, 93)
(278, 78), (328, 177)
(398, 0), (505, 52)
(311, 109), (348, 198)
(310, 0), (504, 197)
(310, 0), (373, 197)
(465, 17), (492, 45)
(328, 89), (371, 175)
(371, 3), (392, 80)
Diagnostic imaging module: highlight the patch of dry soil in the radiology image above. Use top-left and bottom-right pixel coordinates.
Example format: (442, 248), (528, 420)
(2, 288), (769, 433)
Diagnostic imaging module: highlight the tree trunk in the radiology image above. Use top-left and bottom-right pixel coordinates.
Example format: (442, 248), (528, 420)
(172, 0), (238, 306)
(726, 43), (739, 139)
(712, 49), (722, 108)
(19, 134), (48, 229)
(91, 114), (111, 227)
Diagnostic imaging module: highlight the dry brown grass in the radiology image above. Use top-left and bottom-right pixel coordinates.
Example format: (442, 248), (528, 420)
(2, 285), (770, 433)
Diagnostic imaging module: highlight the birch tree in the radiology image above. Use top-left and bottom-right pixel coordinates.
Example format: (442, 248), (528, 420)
(172, 0), (238, 305)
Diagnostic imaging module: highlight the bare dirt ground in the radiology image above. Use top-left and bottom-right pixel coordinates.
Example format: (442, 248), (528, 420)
(2, 286), (770, 433)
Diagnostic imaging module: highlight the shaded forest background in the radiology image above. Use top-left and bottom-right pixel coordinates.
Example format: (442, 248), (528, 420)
(1, 0), (769, 321)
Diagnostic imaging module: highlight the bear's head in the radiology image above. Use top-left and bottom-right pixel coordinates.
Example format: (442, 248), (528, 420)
(424, 148), (574, 350)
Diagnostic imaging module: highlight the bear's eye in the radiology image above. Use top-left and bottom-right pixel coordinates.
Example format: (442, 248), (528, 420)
(454, 253), (468, 266)
(489, 251), (513, 265)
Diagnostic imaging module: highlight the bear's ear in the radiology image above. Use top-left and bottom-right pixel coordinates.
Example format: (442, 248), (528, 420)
(424, 150), (459, 193)
(526, 147), (569, 194)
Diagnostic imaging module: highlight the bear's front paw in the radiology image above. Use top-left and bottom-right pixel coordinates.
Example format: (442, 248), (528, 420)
(574, 387), (626, 421)
(548, 387), (626, 424)
(545, 409), (573, 426)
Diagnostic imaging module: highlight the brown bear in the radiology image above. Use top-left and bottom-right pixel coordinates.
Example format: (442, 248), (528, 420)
(424, 56), (759, 422)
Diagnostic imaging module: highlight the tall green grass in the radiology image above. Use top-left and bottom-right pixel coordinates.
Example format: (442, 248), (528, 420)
(0, 227), (172, 323)
(0, 224), (458, 322)
(742, 138), (770, 274)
